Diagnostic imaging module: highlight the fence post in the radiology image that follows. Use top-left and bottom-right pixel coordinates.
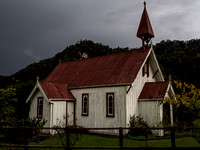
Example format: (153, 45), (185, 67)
(119, 127), (123, 150)
(171, 127), (176, 148)
(24, 128), (28, 150)
(66, 127), (70, 150)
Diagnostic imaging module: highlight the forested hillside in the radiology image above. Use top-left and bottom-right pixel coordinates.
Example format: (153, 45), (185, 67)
(0, 39), (200, 119)
(154, 39), (200, 87)
(0, 40), (128, 88)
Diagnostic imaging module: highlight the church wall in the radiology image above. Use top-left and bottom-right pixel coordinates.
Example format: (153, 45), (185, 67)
(126, 49), (158, 126)
(67, 102), (75, 126)
(138, 100), (164, 136)
(71, 86), (126, 132)
(29, 89), (50, 128)
(138, 100), (163, 126)
(51, 101), (66, 127)
(50, 101), (74, 127)
(138, 86), (173, 132)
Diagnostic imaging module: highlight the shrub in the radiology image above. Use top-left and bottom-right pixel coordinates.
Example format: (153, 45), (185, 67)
(128, 115), (151, 137)
(1, 117), (46, 143)
(194, 119), (200, 127)
(53, 116), (82, 147)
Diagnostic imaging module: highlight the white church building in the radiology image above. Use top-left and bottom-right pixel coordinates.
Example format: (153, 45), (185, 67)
(26, 3), (174, 135)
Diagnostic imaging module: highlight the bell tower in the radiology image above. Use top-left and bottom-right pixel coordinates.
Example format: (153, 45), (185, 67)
(137, 1), (154, 50)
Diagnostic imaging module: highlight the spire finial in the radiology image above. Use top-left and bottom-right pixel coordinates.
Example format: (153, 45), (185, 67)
(144, 1), (146, 8)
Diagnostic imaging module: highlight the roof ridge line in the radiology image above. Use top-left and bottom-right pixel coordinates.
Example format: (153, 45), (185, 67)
(60, 48), (146, 65)
(41, 81), (68, 85)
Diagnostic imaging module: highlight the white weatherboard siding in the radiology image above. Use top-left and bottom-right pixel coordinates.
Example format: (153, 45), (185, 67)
(51, 101), (66, 127)
(149, 51), (164, 82)
(71, 86), (126, 130)
(29, 89), (50, 127)
(50, 101), (74, 127)
(138, 101), (163, 126)
(138, 100), (164, 136)
(126, 51), (157, 126)
(49, 101), (74, 135)
(67, 102), (74, 126)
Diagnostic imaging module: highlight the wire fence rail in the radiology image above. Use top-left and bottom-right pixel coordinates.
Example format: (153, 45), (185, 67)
(0, 126), (200, 149)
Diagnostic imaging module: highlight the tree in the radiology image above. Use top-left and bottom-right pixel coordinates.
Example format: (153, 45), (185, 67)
(164, 80), (200, 127)
(154, 39), (200, 88)
(0, 87), (17, 125)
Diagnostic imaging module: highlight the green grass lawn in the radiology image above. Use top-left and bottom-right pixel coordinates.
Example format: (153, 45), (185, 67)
(32, 133), (200, 149)
(0, 133), (200, 150)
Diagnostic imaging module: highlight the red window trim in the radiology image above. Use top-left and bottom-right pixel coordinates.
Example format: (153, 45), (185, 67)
(82, 94), (89, 116)
(106, 93), (115, 117)
(37, 97), (43, 118)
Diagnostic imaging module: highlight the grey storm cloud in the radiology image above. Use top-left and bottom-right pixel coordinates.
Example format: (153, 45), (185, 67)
(0, 0), (200, 75)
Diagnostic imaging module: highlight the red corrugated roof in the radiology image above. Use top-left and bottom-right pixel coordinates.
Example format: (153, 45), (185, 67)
(39, 82), (75, 100)
(138, 82), (169, 100)
(44, 48), (150, 88)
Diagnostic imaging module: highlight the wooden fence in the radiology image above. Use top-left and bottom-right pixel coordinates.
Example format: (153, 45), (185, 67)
(0, 126), (200, 149)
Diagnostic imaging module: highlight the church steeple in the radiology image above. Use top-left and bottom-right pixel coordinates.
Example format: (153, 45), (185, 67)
(137, 1), (154, 49)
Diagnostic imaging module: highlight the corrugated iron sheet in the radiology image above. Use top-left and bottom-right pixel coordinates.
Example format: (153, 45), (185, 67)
(39, 82), (75, 100)
(44, 48), (150, 88)
(138, 81), (169, 100)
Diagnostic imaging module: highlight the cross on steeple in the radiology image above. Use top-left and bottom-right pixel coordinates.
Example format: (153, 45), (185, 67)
(36, 76), (40, 82)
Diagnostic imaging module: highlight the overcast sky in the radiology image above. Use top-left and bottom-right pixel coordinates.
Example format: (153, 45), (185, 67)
(0, 0), (200, 76)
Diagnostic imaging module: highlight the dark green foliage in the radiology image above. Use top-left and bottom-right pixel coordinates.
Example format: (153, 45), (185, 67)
(174, 105), (198, 128)
(128, 115), (151, 137)
(0, 82), (35, 122)
(23, 117), (47, 138)
(194, 119), (200, 128)
(0, 87), (17, 124)
(154, 39), (200, 87)
(55, 40), (114, 62)
(14, 80), (35, 119)
(164, 80), (200, 128)
(0, 117), (46, 144)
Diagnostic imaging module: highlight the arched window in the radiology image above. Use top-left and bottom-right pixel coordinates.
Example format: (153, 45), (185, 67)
(82, 94), (89, 116)
(37, 97), (43, 118)
(106, 93), (114, 117)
